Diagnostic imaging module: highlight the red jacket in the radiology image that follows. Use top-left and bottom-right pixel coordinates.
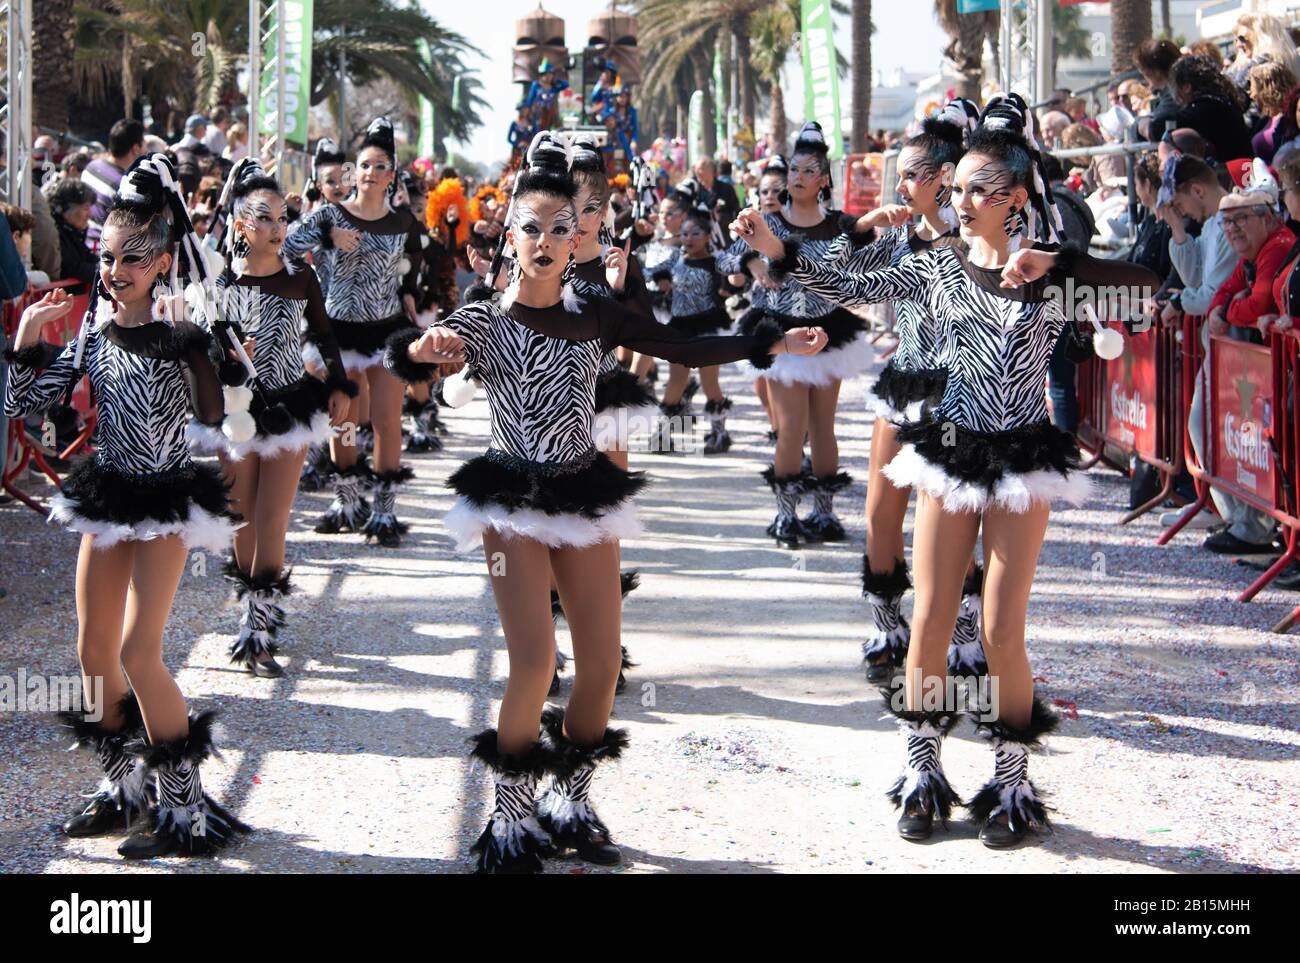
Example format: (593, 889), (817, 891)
(1209, 222), (1297, 326)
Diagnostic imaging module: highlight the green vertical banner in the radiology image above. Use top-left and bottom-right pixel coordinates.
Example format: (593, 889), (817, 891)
(713, 41), (725, 154)
(688, 90), (705, 168)
(800, 0), (842, 161)
(418, 39), (435, 157)
(259, 0), (314, 147)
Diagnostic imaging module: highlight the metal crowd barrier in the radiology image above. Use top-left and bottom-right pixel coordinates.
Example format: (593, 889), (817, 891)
(2, 281), (96, 513)
(1074, 316), (1184, 523)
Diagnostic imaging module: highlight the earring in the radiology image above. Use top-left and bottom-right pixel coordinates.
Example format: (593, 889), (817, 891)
(150, 274), (168, 322)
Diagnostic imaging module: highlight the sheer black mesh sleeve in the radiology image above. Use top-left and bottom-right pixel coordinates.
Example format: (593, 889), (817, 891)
(301, 269), (352, 393)
(173, 321), (225, 426)
(594, 294), (784, 368)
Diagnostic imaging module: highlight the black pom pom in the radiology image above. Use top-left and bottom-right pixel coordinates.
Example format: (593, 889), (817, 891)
(219, 358), (248, 386)
(256, 403), (294, 435)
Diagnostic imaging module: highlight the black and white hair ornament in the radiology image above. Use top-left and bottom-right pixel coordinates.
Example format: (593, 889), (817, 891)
(977, 93), (1064, 247)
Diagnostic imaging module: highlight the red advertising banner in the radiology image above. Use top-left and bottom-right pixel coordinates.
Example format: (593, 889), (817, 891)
(843, 152), (884, 216)
(1211, 336), (1274, 504)
(1103, 321), (1158, 459)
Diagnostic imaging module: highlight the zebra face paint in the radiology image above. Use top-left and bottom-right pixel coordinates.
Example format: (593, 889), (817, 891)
(317, 163), (350, 204)
(99, 223), (169, 307)
(952, 153), (1030, 242)
(507, 193), (578, 281)
(787, 151), (830, 204)
(355, 147), (394, 199)
(758, 173), (786, 214)
(234, 191), (288, 256)
(896, 146), (948, 215)
(573, 181), (609, 252)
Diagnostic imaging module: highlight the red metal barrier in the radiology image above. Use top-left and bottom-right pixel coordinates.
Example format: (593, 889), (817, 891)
(1158, 313), (1300, 630)
(1073, 317), (1185, 523)
(3, 281), (97, 513)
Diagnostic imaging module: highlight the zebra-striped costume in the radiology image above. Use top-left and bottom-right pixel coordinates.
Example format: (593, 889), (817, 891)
(386, 294), (783, 550)
(211, 263), (352, 461)
(568, 253), (660, 450)
(786, 243), (1155, 512)
(3, 318), (240, 551)
(648, 249), (732, 339)
(282, 203), (425, 369)
(720, 210), (874, 387)
(639, 233), (681, 325)
(844, 224), (960, 423)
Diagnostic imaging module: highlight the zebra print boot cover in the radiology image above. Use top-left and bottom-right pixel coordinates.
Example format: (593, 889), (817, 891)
(361, 466), (414, 544)
(225, 565), (292, 666)
(948, 564), (988, 679)
(121, 711), (250, 858)
(298, 441), (334, 492)
(316, 456), (373, 533)
(536, 705), (629, 855)
(58, 691), (153, 832)
(762, 467), (805, 544)
(861, 556), (911, 668)
(880, 700), (962, 825)
(803, 471), (852, 541)
(468, 728), (559, 874)
(968, 696), (1060, 836)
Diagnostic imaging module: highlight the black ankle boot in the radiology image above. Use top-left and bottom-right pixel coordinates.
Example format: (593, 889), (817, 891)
(360, 466), (414, 548)
(118, 711), (250, 858)
(467, 728), (560, 874)
(968, 697), (1060, 849)
(861, 556), (911, 683)
(537, 705), (629, 866)
(879, 689), (962, 842)
(59, 692), (153, 837)
(315, 456), (373, 533)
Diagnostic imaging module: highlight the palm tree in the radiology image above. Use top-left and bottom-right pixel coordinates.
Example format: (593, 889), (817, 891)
(1110, 0), (1152, 76)
(934, 0), (998, 101)
(32, 0), (78, 134)
(850, 0), (871, 153)
(67, 0), (484, 144)
(749, 1), (796, 148)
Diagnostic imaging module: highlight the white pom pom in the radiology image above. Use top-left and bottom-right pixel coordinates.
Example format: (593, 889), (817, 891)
(442, 368), (478, 408)
(1094, 327), (1125, 361)
(397, 257), (411, 275)
(420, 235), (430, 248)
(223, 385), (253, 412)
(222, 409), (257, 443)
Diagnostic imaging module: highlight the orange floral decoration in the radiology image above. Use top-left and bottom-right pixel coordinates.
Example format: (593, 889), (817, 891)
(609, 173), (630, 190)
(469, 184), (507, 225)
(426, 178), (470, 247)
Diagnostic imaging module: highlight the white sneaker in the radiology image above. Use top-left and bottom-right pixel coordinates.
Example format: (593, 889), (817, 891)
(1158, 507), (1220, 529)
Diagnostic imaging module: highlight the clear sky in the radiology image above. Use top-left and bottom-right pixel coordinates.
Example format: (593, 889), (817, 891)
(429, 1), (949, 168)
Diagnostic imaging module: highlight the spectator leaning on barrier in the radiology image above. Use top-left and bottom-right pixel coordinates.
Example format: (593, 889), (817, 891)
(1191, 168), (1292, 554)
(47, 179), (97, 293)
(0, 203), (49, 286)
(81, 118), (145, 246)
(1160, 154), (1237, 320)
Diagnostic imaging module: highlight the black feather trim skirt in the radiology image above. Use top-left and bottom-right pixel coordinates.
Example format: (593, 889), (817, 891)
(881, 415), (1092, 513)
(227, 375), (336, 461)
(445, 448), (647, 550)
(334, 313), (415, 370)
(49, 457), (242, 552)
(742, 305), (873, 386)
(668, 307), (731, 339)
(870, 361), (949, 424)
(593, 368), (660, 451)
